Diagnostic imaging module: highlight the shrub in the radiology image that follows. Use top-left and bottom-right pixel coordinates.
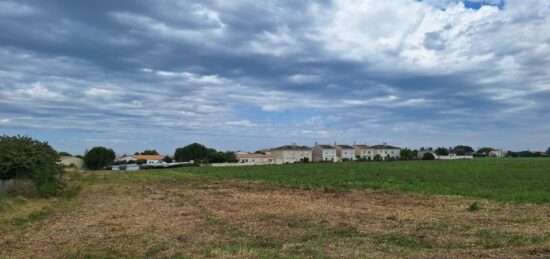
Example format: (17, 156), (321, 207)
(435, 147), (449, 156)
(422, 153), (435, 160)
(468, 201), (481, 212)
(0, 179), (39, 198)
(163, 156), (173, 163)
(84, 146), (116, 170)
(136, 159), (147, 165)
(0, 135), (63, 197)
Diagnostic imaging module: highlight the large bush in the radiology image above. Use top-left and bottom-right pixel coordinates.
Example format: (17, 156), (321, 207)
(422, 152), (436, 160)
(0, 135), (63, 197)
(174, 143), (209, 163)
(84, 146), (116, 170)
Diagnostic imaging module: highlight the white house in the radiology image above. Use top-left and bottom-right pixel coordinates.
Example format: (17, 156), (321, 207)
(335, 145), (355, 161)
(353, 144), (375, 160)
(418, 151), (473, 160)
(488, 150), (505, 158)
(117, 155), (167, 165)
(236, 153), (274, 165)
(312, 144), (338, 162)
(371, 144), (401, 160)
(270, 144), (312, 164)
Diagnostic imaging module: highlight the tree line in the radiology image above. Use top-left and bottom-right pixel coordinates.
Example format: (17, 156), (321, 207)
(83, 143), (238, 170)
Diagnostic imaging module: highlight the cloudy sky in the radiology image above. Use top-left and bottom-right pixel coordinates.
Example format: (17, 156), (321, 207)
(1, 0), (549, 155)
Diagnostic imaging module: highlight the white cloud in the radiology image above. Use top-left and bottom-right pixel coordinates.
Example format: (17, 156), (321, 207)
(226, 120), (258, 127)
(15, 83), (63, 99)
(0, 1), (38, 17)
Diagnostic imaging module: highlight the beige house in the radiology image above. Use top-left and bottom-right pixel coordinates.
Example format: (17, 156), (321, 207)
(371, 144), (401, 160)
(353, 145), (375, 160)
(270, 144), (312, 164)
(312, 144), (337, 162)
(236, 153), (274, 165)
(335, 145), (355, 161)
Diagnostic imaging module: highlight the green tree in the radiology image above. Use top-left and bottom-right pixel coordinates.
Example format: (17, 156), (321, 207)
(477, 147), (494, 155)
(435, 147), (449, 156)
(400, 148), (414, 160)
(0, 135), (63, 196)
(422, 152), (435, 160)
(518, 151), (533, 157)
(140, 149), (159, 155)
(84, 147), (116, 170)
(58, 151), (72, 157)
(453, 145), (474, 155)
(163, 156), (173, 163)
(174, 143), (209, 163)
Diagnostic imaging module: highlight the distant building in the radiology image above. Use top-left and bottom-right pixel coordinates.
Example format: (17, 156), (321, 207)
(488, 150), (505, 158)
(116, 154), (166, 165)
(236, 153), (274, 165)
(353, 144), (375, 160)
(312, 143), (338, 162)
(371, 143), (401, 160)
(58, 156), (86, 170)
(335, 144), (355, 161)
(417, 152), (473, 160)
(270, 144), (312, 164)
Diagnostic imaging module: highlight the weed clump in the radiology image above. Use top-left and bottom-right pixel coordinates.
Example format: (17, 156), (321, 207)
(468, 201), (481, 212)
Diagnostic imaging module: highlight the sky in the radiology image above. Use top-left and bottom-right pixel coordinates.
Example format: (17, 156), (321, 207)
(0, 0), (549, 155)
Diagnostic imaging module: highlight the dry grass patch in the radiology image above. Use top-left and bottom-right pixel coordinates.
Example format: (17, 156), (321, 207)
(1, 178), (549, 258)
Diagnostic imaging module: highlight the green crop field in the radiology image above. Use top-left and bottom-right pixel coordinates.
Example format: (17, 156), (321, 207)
(97, 158), (549, 204)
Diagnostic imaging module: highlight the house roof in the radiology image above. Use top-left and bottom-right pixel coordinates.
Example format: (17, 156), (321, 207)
(58, 156), (82, 162)
(237, 153), (272, 159)
(273, 145), (311, 151)
(335, 145), (354, 149)
(315, 144), (335, 149)
(370, 144), (400, 150)
(131, 155), (166, 160)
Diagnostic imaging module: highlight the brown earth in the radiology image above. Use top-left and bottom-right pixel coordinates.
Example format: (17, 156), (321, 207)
(1, 178), (549, 258)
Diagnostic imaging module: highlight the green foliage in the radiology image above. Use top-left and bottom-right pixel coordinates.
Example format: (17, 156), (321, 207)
(136, 159), (147, 165)
(422, 153), (435, 160)
(162, 156), (173, 163)
(174, 143), (209, 163)
(454, 145), (474, 155)
(435, 148), (449, 156)
(174, 143), (237, 164)
(468, 201), (480, 212)
(140, 149), (159, 155)
(58, 151), (72, 157)
(546, 148), (550, 156)
(518, 151), (533, 157)
(477, 147), (494, 154)
(0, 135), (63, 197)
(84, 146), (116, 170)
(400, 148), (414, 160)
(208, 151), (238, 163)
(373, 154), (382, 161)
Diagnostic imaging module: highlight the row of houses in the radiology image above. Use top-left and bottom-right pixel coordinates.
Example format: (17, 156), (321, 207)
(237, 143), (402, 165)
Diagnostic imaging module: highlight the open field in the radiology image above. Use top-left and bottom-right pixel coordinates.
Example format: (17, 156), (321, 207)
(1, 159), (550, 258)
